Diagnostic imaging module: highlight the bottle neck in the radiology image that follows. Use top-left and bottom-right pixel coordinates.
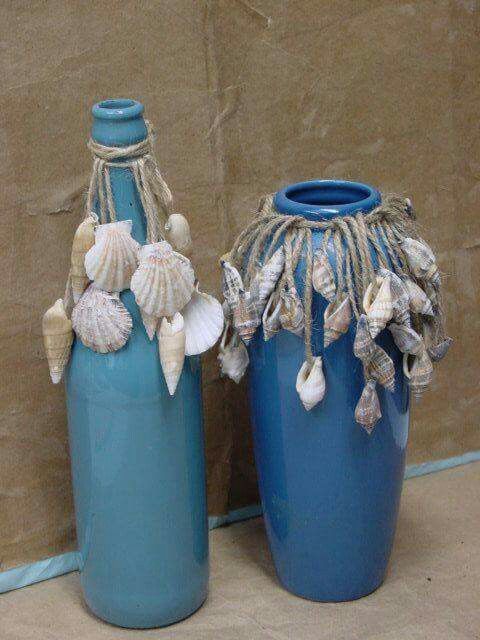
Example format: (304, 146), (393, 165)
(91, 99), (148, 147)
(273, 180), (381, 221)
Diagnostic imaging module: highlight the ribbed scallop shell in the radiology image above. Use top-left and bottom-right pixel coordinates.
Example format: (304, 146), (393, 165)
(131, 241), (195, 317)
(355, 379), (381, 434)
(182, 285), (224, 356)
(367, 344), (395, 392)
(388, 322), (423, 355)
(323, 295), (351, 348)
(218, 326), (249, 384)
(42, 299), (73, 384)
(312, 249), (336, 301)
(165, 213), (192, 256)
(295, 357), (326, 411)
(158, 313), (185, 395)
(71, 284), (132, 353)
(84, 220), (140, 292)
(233, 290), (259, 345)
(71, 214), (96, 303)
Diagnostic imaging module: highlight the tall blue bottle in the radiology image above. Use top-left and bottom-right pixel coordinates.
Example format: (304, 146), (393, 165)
(248, 180), (409, 601)
(65, 99), (209, 628)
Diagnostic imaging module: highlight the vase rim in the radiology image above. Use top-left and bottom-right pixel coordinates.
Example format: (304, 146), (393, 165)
(92, 99), (144, 121)
(274, 180), (381, 220)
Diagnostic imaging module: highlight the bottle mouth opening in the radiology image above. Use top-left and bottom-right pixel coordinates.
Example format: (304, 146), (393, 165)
(274, 180), (381, 219)
(92, 99), (144, 121)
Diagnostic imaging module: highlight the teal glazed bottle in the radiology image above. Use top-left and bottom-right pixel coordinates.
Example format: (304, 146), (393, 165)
(248, 180), (409, 601)
(65, 100), (208, 628)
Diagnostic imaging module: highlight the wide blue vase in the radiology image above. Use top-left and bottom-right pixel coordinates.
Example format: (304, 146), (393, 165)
(248, 180), (409, 601)
(65, 99), (209, 628)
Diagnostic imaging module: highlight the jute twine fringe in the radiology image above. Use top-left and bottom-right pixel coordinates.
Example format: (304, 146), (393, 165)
(229, 193), (445, 367)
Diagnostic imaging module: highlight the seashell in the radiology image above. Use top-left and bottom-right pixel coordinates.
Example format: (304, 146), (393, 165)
(400, 237), (440, 286)
(250, 248), (285, 314)
(221, 260), (244, 307)
(295, 357), (326, 411)
(279, 286), (304, 336)
(165, 213), (192, 256)
(354, 379), (382, 434)
(323, 295), (351, 348)
(233, 290), (259, 345)
(403, 348), (433, 398)
(403, 278), (434, 316)
(367, 344), (395, 392)
(218, 326), (249, 384)
(42, 299), (73, 384)
(388, 322), (423, 355)
(84, 220), (140, 292)
(363, 275), (393, 338)
(262, 293), (282, 341)
(427, 336), (452, 362)
(377, 268), (411, 326)
(72, 284), (132, 353)
(312, 249), (336, 301)
(158, 313), (185, 396)
(131, 241), (195, 317)
(222, 299), (232, 323)
(182, 284), (224, 356)
(353, 314), (375, 362)
(140, 310), (159, 341)
(71, 214), (96, 303)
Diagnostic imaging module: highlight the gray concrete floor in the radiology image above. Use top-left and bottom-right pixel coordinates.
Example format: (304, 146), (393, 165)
(1, 463), (479, 639)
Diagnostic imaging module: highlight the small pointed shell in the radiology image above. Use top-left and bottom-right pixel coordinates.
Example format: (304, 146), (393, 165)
(368, 345), (395, 392)
(140, 310), (159, 341)
(404, 348), (433, 398)
(312, 249), (336, 301)
(250, 248), (285, 313)
(131, 241), (195, 317)
(295, 357), (326, 411)
(72, 284), (132, 353)
(71, 214), (96, 303)
(355, 379), (382, 434)
(233, 290), (259, 345)
(427, 336), (452, 362)
(84, 220), (140, 292)
(279, 286), (304, 336)
(262, 293), (282, 341)
(388, 323), (423, 355)
(165, 213), (192, 256)
(377, 268), (411, 326)
(182, 285), (224, 356)
(363, 275), (393, 338)
(221, 260), (244, 307)
(353, 314), (375, 363)
(323, 295), (351, 348)
(401, 237), (440, 286)
(218, 327), (249, 384)
(42, 299), (73, 384)
(158, 313), (185, 396)
(403, 279), (434, 316)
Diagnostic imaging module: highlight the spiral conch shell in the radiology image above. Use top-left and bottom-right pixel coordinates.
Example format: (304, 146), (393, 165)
(295, 357), (326, 411)
(400, 237), (440, 286)
(221, 260), (244, 307)
(131, 241), (195, 317)
(158, 313), (185, 396)
(71, 284), (132, 353)
(427, 336), (452, 362)
(368, 344), (395, 392)
(84, 220), (140, 292)
(250, 248), (285, 314)
(323, 295), (351, 348)
(377, 268), (410, 326)
(218, 326), (249, 384)
(355, 379), (382, 434)
(182, 284), (224, 356)
(363, 275), (393, 338)
(42, 299), (73, 384)
(403, 279), (434, 316)
(71, 214), (96, 303)
(403, 348), (433, 398)
(312, 249), (336, 301)
(262, 293), (282, 341)
(165, 213), (192, 256)
(279, 286), (304, 336)
(388, 323), (423, 355)
(233, 290), (259, 345)
(353, 314), (375, 362)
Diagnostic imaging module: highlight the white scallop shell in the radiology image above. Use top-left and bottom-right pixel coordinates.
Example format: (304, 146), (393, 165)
(165, 213), (192, 255)
(158, 312), (185, 396)
(72, 284), (132, 353)
(84, 220), (140, 292)
(131, 241), (195, 317)
(182, 285), (224, 356)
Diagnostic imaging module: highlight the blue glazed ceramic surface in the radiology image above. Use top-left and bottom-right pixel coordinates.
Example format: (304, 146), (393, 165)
(249, 180), (409, 601)
(65, 100), (208, 628)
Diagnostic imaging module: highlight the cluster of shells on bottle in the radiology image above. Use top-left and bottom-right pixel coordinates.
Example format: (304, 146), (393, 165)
(219, 233), (451, 435)
(42, 213), (224, 396)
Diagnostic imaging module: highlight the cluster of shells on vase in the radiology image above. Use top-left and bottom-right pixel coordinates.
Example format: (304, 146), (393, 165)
(42, 212), (224, 396)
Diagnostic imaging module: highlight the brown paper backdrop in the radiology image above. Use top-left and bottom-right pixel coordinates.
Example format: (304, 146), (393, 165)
(1, 1), (479, 571)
